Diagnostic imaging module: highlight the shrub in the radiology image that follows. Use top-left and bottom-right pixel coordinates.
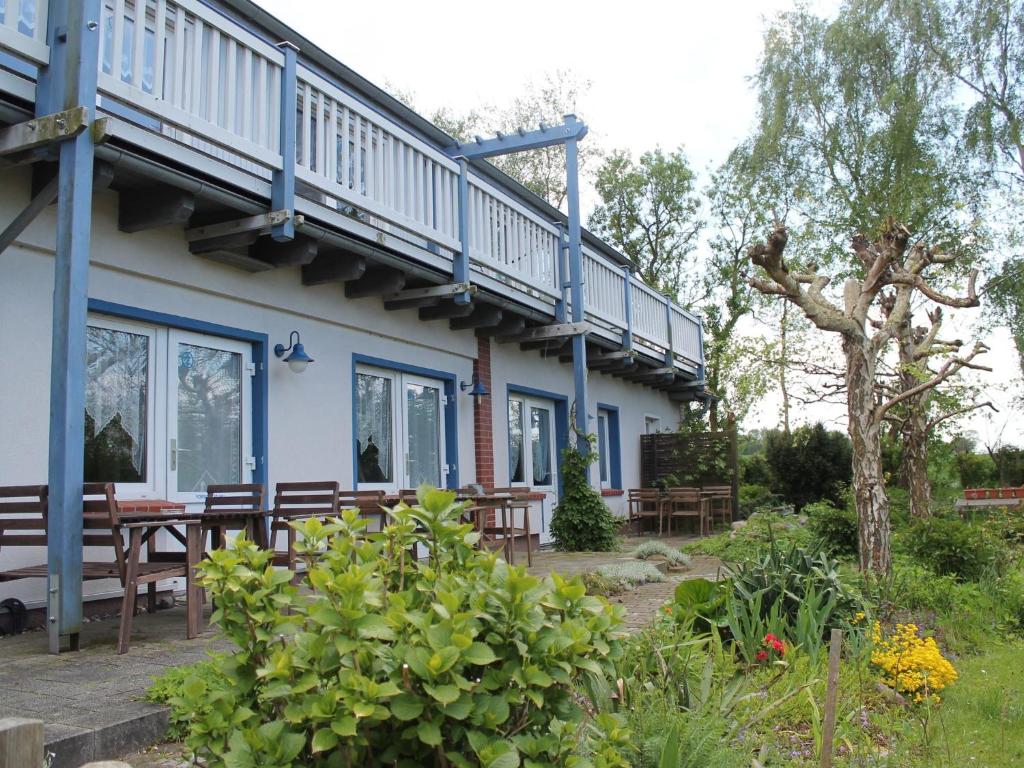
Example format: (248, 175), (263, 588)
(870, 621), (958, 704)
(146, 655), (228, 739)
(551, 437), (619, 551)
(739, 453), (772, 487)
(685, 511), (814, 562)
(904, 515), (1002, 581)
(764, 424), (852, 509)
(631, 540), (691, 567)
(805, 500), (858, 557)
(955, 452), (998, 488)
(738, 484), (779, 519)
(176, 489), (625, 767)
(595, 562), (666, 589)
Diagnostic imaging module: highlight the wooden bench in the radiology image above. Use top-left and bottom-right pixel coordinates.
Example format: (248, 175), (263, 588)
(0, 483), (195, 653)
(270, 481), (340, 569)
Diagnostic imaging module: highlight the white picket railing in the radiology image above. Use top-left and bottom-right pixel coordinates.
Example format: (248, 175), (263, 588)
(0, 0), (48, 64)
(96, 0), (285, 169)
(465, 174), (560, 298)
(295, 66), (462, 252)
(0, 0), (704, 370)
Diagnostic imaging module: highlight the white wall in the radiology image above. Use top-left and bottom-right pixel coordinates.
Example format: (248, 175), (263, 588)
(0, 171), (683, 604)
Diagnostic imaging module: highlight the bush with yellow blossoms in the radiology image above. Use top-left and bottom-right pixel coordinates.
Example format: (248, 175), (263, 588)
(870, 621), (958, 704)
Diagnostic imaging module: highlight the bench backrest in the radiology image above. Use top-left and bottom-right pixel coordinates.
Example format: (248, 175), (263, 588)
(338, 489), (385, 513)
(0, 485), (48, 551)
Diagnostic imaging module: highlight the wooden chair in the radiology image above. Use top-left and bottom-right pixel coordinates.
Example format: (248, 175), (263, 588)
(470, 496), (513, 562)
(202, 483), (266, 549)
(663, 488), (708, 536)
(701, 485), (733, 529)
(628, 489), (664, 534)
(339, 489), (387, 531)
(0, 484), (193, 653)
(270, 481), (340, 570)
(490, 487), (533, 566)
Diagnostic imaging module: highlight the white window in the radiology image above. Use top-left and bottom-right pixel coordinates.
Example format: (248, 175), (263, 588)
(645, 415), (661, 435)
(84, 316), (254, 503)
(355, 366), (447, 491)
(508, 396), (556, 489)
(597, 409), (610, 489)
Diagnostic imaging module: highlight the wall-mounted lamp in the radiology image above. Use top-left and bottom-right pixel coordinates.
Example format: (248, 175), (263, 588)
(274, 330), (315, 374)
(460, 373), (489, 400)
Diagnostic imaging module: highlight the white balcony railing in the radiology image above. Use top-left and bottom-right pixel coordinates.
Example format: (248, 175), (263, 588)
(0, 0), (704, 372)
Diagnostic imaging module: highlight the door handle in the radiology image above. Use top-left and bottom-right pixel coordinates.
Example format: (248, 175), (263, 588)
(170, 438), (177, 471)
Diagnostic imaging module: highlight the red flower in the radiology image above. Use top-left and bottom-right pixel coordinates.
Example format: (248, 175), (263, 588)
(764, 633), (778, 644)
(773, 640), (785, 655)
(756, 650), (769, 662)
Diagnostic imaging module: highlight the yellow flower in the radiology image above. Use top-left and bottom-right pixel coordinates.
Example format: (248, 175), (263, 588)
(870, 622), (957, 705)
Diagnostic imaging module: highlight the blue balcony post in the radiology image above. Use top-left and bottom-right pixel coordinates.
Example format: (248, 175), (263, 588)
(663, 295), (674, 367)
(696, 315), (706, 383)
(621, 265), (633, 350)
(453, 158), (471, 304)
(36, 0), (102, 653)
(565, 132), (589, 459)
(554, 222), (567, 322)
(272, 41), (298, 241)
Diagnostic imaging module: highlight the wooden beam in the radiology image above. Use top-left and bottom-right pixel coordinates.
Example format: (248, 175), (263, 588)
(476, 314), (524, 339)
(118, 187), (196, 233)
(450, 304), (503, 331)
(496, 321), (590, 344)
(621, 367), (676, 383)
(301, 251), (367, 285)
(384, 282), (476, 311)
(0, 106), (88, 157)
(541, 342), (572, 359)
(250, 234), (318, 267)
(419, 301), (475, 321)
(185, 210), (296, 243)
(345, 266), (406, 299)
(189, 230), (270, 272)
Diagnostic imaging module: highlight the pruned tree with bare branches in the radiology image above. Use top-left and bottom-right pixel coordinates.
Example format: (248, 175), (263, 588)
(748, 220), (985, 573)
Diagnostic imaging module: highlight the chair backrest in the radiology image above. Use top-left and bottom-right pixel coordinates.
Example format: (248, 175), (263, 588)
(0, 485), (48, 551)
(666, 487), (702, 511)
(273, 481), (340, 518)
(702, 485), (732, 495)
(397, 489), (419, 504)
(204, 483), (265, 513)
(338, 489), (385, 513)
(82, 482), (125, 573)
(629, 488), (660, 499)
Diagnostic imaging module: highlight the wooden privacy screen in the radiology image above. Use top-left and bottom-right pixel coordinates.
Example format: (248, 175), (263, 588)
(639, 416), (739, 514)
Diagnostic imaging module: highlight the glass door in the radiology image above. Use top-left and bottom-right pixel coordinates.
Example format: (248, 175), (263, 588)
(167, 330), (252, 504)
(403, 376), (445, 490)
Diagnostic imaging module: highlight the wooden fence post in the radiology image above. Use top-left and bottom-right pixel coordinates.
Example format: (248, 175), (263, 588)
(0, 717), (43, 768)
(819, 628), (843, 768)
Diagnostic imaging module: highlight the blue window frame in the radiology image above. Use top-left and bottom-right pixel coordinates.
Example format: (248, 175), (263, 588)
(506, 384), (569, 494)
(596, 403), (622, 490)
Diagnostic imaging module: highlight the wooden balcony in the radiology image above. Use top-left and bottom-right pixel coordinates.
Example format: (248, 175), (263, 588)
(0, 0), (704, 378)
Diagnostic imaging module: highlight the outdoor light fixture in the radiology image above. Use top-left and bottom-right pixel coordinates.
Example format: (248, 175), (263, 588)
(274, 330), (314, 374)
(460, 373), (489, 399)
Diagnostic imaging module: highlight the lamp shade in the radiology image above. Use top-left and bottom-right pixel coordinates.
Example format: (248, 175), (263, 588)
(284, 342), (314, 373)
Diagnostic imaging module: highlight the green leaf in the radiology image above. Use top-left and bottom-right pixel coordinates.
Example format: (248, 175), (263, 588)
(488, 750), (522, 768)
(311, 728), (339, 753)
(417, 719), (443, 746)
(390, 693), (425, 721)
(424, 683), (461, 705)
(355, 614), (395, 640)
(463, 642), (499, 665)
(330, 716), (357, 737)
(658, 723), (680, 768)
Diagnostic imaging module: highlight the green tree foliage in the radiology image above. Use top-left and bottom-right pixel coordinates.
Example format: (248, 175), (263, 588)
(177, 490), (624, 767)
(764, 423), (853, 510)
(588, 147), (702, 299)
(550, 438), (619, 552)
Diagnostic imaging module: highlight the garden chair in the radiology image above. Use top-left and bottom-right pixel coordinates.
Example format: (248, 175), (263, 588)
(270, 481), (340, 570)
(490, 486), (533, 566)
(664, 488), (709, 537)
(202, 483), (267, 549)
(339, 489), (387, 531)
(628, 488), (664, 534)
(701, 485), (734, 529)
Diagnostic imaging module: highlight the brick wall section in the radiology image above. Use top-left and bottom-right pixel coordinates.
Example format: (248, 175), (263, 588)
(473, 336), (494, 489)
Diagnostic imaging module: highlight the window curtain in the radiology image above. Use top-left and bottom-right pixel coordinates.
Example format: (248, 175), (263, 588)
(356, 373), (392, 483)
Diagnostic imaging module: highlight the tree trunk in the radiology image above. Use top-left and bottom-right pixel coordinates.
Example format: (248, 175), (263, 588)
(844, 335), (891, 574)
(779, 303), (792, 435)
(897, 318), (932, 518)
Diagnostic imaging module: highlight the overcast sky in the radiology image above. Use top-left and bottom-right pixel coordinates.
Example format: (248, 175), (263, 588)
(256, 0), (1021, 442)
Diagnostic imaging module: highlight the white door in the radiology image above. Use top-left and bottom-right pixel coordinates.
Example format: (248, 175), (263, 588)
(355, 366), (447, 492)
(167, 330), (253, 505)
(508, 395), (558, 544)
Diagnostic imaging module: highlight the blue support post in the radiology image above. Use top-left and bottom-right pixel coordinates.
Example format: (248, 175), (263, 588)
(621, 265), (633, 350)
(663, 295), (674, 367)
(554, 222), (567, 322)
(565, 135), (589, 460)
(37, 0), (102, 653)
(453, 158), (471, 305)
(271, 41), (298, 241)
